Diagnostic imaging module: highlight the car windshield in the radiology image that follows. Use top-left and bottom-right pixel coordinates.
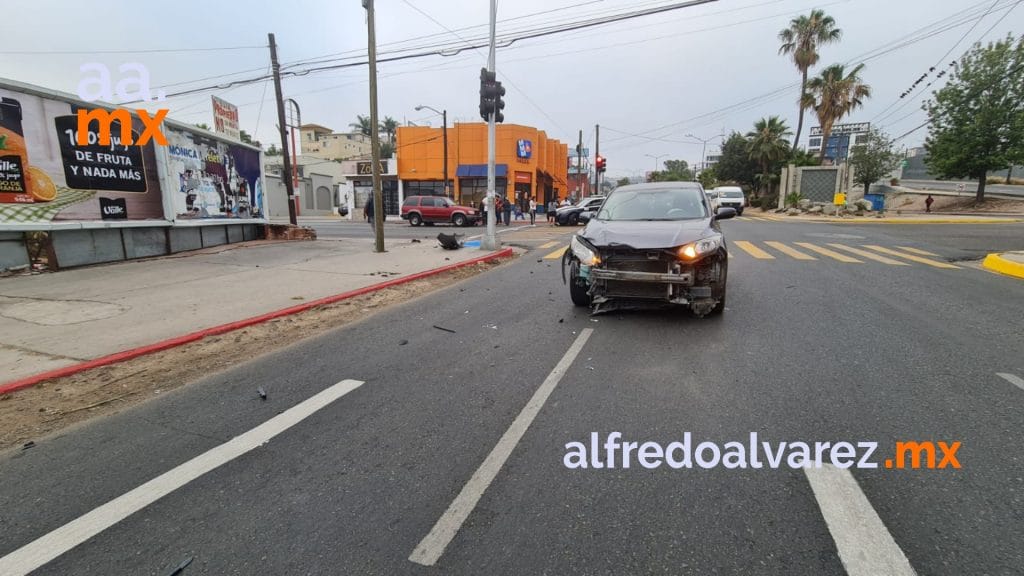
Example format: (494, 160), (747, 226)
(596, 188), (707, 221)
(721, 191), (744, 198)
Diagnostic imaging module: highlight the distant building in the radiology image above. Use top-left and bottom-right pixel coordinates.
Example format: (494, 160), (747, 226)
(299, 124), (373, 161)
(807, 122), (870, 162)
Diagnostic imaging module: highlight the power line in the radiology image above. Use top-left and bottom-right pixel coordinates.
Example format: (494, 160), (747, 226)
(0, 45), (265, 55)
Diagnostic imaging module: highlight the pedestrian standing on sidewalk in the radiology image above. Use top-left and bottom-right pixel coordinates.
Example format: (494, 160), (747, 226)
(494, 196), (503, 225)
(364, 194), (376, 234)
(514, 203), (525, 221)
(529, 197), (537, 225)
(925, 194), (934, 213)
(502, 195), (513, 225)
(479, 198), (487, 226)
(547, 199), (557, 223)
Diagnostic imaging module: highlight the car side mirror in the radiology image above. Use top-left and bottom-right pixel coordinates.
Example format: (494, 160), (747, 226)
(715, 207), (737, 220)
(579, 211), (592, 223)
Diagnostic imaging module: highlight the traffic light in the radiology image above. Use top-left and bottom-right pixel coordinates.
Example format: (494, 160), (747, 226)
(596, 155), (606, 172)
(478, 68), (506, 123)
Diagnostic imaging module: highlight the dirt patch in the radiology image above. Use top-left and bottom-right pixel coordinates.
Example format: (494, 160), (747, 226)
(0, 256), (511, 452)
(892, 193), (1024, 214)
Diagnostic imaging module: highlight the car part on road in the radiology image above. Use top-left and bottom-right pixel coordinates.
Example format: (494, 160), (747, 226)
(437, 233), (464, 250)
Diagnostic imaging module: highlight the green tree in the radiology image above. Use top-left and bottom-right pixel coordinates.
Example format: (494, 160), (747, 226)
(349, 114), (373, 136)
(616, 177), (631, 187)
(265, 143), (282, 156)
(697, 165), (718, 190)
(849, 128), (901, 195)
(239, 129), (253, 144)
(924, 35), (1024, 202)
(747, 116), (793, 196)
(778, 9), (842, 152)
(650, 159), (693, 182)
(715, 132), (758, 189)
(785, 147), (820, 167)
(803, 63), (872, 163)
(379, 140), (396, 158)
(379, 116), (400, 143)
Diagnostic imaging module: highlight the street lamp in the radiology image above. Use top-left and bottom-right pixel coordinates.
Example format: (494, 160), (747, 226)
(645, 153), (669, 174)
(415, 104), (449, 198)
(686, 133), (724, 180)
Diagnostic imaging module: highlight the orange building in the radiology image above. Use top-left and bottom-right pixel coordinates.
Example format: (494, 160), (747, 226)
(396, 123), (569, 210)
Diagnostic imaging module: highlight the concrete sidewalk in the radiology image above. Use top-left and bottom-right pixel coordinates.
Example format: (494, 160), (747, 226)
(0, 238), (496, 385)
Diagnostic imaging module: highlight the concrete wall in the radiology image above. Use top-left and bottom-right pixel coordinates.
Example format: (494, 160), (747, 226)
(49, 224), (260, 269)
(0, 232), (30, 272)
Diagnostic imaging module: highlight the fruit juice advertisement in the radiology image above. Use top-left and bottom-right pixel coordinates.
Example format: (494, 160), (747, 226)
(0, 87), (165, 224)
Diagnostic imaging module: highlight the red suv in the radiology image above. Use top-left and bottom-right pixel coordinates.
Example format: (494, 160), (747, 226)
(401, 195), (480, 227)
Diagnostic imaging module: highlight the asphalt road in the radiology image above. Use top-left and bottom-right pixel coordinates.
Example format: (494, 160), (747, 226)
(1, 217), (1023, 575)
(901, 179), (1024, 198)
(305, 218), (538, 240)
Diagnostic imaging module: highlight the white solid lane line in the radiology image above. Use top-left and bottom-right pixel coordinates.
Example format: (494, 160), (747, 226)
(409, 329), (594, 566)
(996, 372), (1024, 391)
(804, 465), (917, 576)
(0, 379), (365, 576)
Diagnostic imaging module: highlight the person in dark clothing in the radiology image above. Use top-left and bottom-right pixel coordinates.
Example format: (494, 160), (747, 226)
(479, 199), (487, 226)
(502, 196), (513, 225)
(364, 194), (376, 233)
(925, 194), (934, 213)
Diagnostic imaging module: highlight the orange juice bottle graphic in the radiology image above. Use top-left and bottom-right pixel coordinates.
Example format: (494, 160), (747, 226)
(0, 97), (34, 203)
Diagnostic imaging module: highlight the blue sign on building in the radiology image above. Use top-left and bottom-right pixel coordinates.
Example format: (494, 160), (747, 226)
(516, 139), (532, 159)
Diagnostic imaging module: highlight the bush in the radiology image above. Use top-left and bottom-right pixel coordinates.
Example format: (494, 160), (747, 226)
(785, 192), (802, 208)
(760, 195), (778, 211)
(748, 197), (761, 208)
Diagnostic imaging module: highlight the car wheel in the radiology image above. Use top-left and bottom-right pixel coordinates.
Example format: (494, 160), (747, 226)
(706, 261), (728, 317)
(409, 213), (422, 226)
(569, 261), (591, 307)
(737, 208), (744, 216)
(569, 213), (580, 226)
(453, 213), (467, 227)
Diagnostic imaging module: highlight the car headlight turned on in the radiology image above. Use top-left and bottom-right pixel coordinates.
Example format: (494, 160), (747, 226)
(677, 235), (723, 261)
(571, 235), (600, 266)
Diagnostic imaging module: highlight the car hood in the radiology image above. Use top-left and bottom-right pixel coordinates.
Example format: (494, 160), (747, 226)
(582, 218), (712, 249)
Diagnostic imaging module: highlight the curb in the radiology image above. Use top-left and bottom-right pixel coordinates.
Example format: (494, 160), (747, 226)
(0, 248), (514, 396)
(784, 217), (1022, 224)
(982, 252), (1024, 279)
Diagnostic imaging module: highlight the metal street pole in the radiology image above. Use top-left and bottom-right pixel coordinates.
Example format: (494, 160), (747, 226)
(415, 105), (449, 198)
(364, 0), (385, 253)
(286, 99), (301, 191)
(268, 33), (296, 225)
(593, 124), (599, 195)
(577, 129), (583, 198)
(482, 0), (499, 251)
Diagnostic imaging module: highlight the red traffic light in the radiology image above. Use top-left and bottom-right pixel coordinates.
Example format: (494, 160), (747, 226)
(596, 155), (606, 172)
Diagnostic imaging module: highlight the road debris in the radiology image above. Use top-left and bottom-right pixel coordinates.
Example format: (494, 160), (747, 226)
(433, 325), (457, 334)
(257, 387), (267, 400)
(22, 441), (34, 450)
(165, 556), (194, 576)
(399, 339), (409, 346)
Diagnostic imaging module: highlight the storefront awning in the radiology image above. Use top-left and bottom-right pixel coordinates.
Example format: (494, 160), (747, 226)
(456, 164), (508, 177)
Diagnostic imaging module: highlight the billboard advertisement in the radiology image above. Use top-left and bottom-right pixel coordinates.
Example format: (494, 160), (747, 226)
(211, 96), (240, 140)
(163, 125), (264, 220)
(0, 89), (164, 224)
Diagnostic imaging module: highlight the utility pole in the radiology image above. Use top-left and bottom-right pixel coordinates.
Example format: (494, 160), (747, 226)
(285, 98), (301, 192)
(442, 109), (449, 198)
(482, 0), (499, 251)
(269, 33), (296, 225)
(364, 0), (385, 253)
(593, 124), (600, 195)
(577, 129), (583, 199)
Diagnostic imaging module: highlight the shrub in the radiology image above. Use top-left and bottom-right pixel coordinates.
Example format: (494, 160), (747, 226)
(785, 192), (803, 208)
(760, 195), (778, 211)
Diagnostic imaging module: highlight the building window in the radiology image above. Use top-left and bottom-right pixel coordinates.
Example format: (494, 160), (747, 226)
(403, 180), (453, 197)
(459, 177), (508, 207)
(809, 137), (822, 148)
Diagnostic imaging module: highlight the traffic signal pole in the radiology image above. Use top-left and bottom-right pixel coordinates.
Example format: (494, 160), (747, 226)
(577, 130), (583, 198)
(594, 124), (600, 195)
(482, 0), (499, 251)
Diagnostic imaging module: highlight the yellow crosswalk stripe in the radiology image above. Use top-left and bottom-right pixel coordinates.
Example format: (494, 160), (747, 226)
(761, 215), (784, 221)
(543, 246), (567, 259)
(827, 244), (909, 265)
(895, 246), (939, 257)
(538, 240), (560, 249)
(733, 240), (775, 259)
(863, 245), (960, 269)
(793, 242), (863, 263)
(765, 241), (816, 260)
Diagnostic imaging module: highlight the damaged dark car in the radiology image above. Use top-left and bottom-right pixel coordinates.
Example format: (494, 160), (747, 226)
(562, 182), (736, 316)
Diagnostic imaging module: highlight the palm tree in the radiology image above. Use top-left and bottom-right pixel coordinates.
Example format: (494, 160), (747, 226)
(746, 116), (793, 197)
(379, 116), (400, 143)
(778, 10), (841, 152)
(803, 63), (872, 163)
(349, 114), (373, 137)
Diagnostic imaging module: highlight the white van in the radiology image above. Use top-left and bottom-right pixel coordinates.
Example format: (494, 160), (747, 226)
(712, 186), (746, 215)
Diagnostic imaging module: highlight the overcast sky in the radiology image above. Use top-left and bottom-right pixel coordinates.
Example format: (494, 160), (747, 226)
(2, 0), (1020, 178)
